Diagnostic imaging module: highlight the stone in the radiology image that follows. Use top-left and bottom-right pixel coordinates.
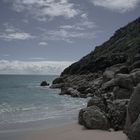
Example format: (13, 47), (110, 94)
(40, 81), (49, 86)
(78, 106), (109, 130)
(115, 74), (134, 90)
(103, 64), (129, 82)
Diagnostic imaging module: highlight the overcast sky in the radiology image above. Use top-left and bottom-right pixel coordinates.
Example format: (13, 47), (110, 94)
(0, 0), (140, 74)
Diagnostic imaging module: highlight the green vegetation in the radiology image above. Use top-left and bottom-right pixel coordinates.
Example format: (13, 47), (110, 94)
(61, 17), (140, 75)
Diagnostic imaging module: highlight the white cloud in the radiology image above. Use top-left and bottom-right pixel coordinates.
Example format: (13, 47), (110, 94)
(60, 20), (96, 31)
(0, 32), (34, 41)
(4, 0), (80, 20)
(42, 18), (98, 43)
(39, 42), (48, 46)
(0, 24), (34, 41)
(90, 0), (140, 13)
(44, 29), (97, 43)
(0, 59), (73, 75)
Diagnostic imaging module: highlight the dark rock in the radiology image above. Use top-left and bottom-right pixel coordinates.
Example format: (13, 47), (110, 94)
(78, 106), (109, 130)
(116, 66), (129, 74)
(128, 115), (140, 140)
(102, 73), (134, 91)
(107, 99), (128, 130)
(50, 83), (64, 88)
(60, 87), (80, 97)
(115, 74), (134, 90)
(103, 64), (129, 82)
(113, 86), (132, 99)
(52, 77), (64, 84)
(130, 70), (140, 86)
(130, 60), (140, 70)
(102, 79), (116, 91)
(87, 98), (107, 112)
(40, 81), (49, 86)
(77, 86), (88, 94)
(133, 53), (140, 62)
(103, 68), (115, 82)
(125, 84), (140, 134)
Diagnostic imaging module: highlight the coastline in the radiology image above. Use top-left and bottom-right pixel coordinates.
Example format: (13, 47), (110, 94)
(0, 117), (76, 140)
(0, 118), (128, 140)
(26, 123), (128, 140)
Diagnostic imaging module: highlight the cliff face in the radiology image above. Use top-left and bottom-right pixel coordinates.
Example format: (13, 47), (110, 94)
(51, 17), (140, 139)
(61, 17), (140, 76)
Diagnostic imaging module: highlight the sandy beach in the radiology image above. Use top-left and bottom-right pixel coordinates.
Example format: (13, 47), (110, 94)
(27, 123), (128, 140)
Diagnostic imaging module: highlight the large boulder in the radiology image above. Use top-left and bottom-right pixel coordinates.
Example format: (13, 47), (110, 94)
(78, 106), (109, 130)
(125, 83), (140, 134)
(128, 115), (140, 140)
(115, 74), (134, 90)
(102, 73), (134, 91)
(103, 64), (129, 82)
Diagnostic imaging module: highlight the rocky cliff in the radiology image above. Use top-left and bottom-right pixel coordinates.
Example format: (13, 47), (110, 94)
(61, 17), (140, 75)
(51, 17), (140, 140)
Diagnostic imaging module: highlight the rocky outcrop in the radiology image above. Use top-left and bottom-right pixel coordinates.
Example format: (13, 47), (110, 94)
(50, 17), (140, 137)
(79, 106), (109, 130)
(40, 81), (49, 86)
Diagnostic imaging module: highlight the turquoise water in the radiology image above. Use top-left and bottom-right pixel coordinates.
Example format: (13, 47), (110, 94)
(0, 75), (87, 125)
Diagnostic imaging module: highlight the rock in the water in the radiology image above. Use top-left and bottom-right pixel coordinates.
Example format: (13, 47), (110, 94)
(78, 106), (109, 130)
(128, 115), (140, 140)
(113, 86), (132, 99)
(40, 81), (49, 86)
(125, 83), (140, 134)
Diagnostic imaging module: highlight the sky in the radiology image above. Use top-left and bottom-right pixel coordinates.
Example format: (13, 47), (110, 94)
(0, 0), (140, 75)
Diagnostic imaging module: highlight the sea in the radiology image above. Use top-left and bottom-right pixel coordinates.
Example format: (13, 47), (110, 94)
(0, 75), (88, 131)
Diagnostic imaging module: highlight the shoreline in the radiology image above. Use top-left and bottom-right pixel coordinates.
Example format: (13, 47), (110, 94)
(0, 118), (76, 140)
(27, 123), (128, 140)
(0, 120), (128, 140)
